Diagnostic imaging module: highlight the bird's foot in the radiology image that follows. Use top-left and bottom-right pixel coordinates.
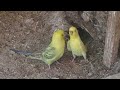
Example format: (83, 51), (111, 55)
(56, 61), (64, 66)
(56, 61), (61, 65)
(72, 55), (76, 62)
(48, 65), (51, 70)
(72, 58), (75, 62)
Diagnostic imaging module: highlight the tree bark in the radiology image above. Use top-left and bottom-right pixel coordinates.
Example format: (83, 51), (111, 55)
(103, 11), (120, 68)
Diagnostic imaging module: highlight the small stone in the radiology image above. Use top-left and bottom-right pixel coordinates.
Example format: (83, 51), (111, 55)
(88, 72), (92, 76)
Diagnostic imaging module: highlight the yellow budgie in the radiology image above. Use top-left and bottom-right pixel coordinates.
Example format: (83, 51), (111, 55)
(10, 29), (65, 68)
(67, 26), (95, 73)
(67, 26), (87, 61)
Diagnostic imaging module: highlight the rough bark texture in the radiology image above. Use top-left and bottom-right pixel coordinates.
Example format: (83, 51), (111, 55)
(103, 11), (120, 68)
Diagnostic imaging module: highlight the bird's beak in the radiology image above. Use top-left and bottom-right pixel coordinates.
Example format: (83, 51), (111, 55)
(69, 31), (73, 35)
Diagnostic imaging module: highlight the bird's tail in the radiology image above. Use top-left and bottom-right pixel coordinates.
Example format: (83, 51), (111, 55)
(10, 49), (33, 56)
(10, 49), (42, 60)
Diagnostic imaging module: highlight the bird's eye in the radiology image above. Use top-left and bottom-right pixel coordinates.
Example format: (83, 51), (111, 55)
(69, 31), (73, 35)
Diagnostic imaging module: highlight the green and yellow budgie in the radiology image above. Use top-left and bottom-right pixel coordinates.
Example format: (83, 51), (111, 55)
(10, 29), (65, 68)
(67, 26), (87, 61)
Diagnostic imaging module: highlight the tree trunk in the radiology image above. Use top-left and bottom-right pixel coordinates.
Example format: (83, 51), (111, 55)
(103, 11), (120, 68)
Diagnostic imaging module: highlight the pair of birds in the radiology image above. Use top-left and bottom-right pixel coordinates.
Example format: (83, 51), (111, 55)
(11, 26), (87, 68)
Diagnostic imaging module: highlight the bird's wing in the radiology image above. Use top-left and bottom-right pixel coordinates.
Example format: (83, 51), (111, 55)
(28, 46), (56, 60)
(28, 52), (42, 60)
(67, 40), (71, 51)
(42, 46), (56, 60)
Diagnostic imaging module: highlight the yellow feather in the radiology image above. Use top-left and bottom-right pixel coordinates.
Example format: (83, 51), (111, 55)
(67, 26), (87, 60)
(67, 40), (71, 51)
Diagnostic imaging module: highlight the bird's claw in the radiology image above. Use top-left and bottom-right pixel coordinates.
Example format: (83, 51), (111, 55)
(72, 58), (75, 62)
(72, 55), (76, 62)
(56, 61), (61, 65)
(48, 65), (51, 70)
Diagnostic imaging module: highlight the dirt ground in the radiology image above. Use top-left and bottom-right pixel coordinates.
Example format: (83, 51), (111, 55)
(0, 11), (120, 79)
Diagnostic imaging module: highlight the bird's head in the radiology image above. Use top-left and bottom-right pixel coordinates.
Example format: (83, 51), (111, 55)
(52, 29), (65, 40)
(69, 26), (79, 37)
(52, 29), (64, 41)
